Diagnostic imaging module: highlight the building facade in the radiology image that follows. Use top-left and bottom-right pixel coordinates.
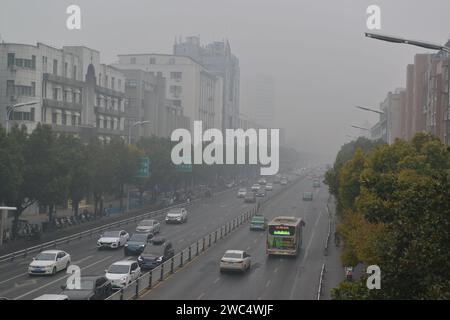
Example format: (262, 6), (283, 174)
(114, 67), (190, 142)
(174, 36), (240, 130)
(116, 53), (222, 132)
(0, 42), (127, 142)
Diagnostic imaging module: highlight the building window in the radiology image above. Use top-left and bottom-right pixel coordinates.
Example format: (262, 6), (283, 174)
(71, 115), (76, 126)
(31, 55), (36, 69)
(111, 77), (115, 90)
(131, 57), (136, 64)
(126, 79), (138, 88)
(53, 59), (58, 75)
(52, 113), (57, 124)
(53, 88), (58, 100)
(7, 53), (15, 67)
(31, 82), (36, 96)
(105, 76), (108, 88)
(170, 85), (182, 97)
(170, 72), (182, 80)
(62, 113), (67, 125)
(173, 100), (181, 108)
(168, 58), (175, 64)
(6, 80), (15, 96)
(118, 79), (122, 90)
(103, 119), (107, 129)
(64, 62), (68, 77)
(63, 90), (68, 102)
(149, 58), (156, 64)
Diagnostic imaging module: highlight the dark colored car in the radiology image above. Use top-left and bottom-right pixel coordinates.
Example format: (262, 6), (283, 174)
(151, 236), (166, 246)
(124, 233), (152, 256)
(244, 192), (256, 203)
(250, 215), (268, 231)
(303, 192), (313, 201)
(256, 189), (266, 197)
(60, 276), (113, 300)
(137, 242), (175, 271)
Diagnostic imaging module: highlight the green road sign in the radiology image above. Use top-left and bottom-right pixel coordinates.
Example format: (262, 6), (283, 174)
(137, 157), (150, 177)
(176, 163), (192, 172)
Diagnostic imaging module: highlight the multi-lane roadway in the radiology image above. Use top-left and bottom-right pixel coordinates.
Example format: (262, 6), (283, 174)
(0, 170), (343, 300)
(139, 173), (340, 300)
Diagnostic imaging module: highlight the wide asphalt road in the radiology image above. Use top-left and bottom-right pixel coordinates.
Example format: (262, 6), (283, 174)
(139, 172), (341, 300)
(0, 176), (299, 300)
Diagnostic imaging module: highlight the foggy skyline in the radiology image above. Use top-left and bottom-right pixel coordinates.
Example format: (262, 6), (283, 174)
(2, 0), (450, 160)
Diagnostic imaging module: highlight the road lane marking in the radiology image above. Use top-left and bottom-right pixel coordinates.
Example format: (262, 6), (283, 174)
(246, 246), (251, 251)
(197, 292), (205, 300)
(265, 280), (271, 287)
(253, 239), (258, 243)
(72, 255), (93, 265)
(178, 239), (185, 243)
(13, 255), (113, 300)
(213, 277), (220, 284)
(0, 272), (29, 285)
(288, 208), (324, 300)
(274, 267), (278, 274)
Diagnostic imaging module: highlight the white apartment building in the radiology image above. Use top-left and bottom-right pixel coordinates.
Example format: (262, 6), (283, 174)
(0, 42), (127, 142)
(115, 53), (223, 132)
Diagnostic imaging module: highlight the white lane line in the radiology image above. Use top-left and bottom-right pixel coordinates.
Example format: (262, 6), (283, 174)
(0, 272), (28, 285)
(72, 255), (93, 265)
(265, 280), (271, 287)
(253, 238), (258, 244)
(246, 246), (251, 251)
(288, 208), (323, 300)
(178, 239), (185, 243)
(197, 292), (205, 300)
(213, 277), (220, 284)
(274, 267), (278, 274)
(13, 255), (113, 300)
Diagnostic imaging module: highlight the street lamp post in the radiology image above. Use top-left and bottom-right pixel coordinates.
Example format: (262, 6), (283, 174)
(351, 125), (370, 131)
(127, 120), (150, 145)
(365, 32), (450, 54)
(5, 100), (39, 134)
(355, 105), (385, 115)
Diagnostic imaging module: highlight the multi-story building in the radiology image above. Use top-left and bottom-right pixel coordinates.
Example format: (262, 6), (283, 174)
(116, 53), (222, 132)
(0, 42), (127, 142)
(174, 36), (240, 130)
(113, 67), (190, 142)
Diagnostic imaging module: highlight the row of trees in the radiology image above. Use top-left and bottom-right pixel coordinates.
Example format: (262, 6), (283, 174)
(325, 133), (449, 299)
(3, 124), (294, 237)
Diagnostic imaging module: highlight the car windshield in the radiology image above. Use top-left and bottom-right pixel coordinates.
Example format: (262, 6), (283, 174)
(239, 188), (246, 192)
(35, 252), (56, 261)
(223, 252), (242, 259)
(102, 231), (120, 237)
(168, 208), (182, 214)
(252, 216), (265, 222)
(129, 234), (148, 242)
(152, 237), (165, 244)
(142, 246), (164, 255)
(139, 220), (154, 226)
(107, 264), (130, 274)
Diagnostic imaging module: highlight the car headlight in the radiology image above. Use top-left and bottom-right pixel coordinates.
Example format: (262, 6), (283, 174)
(138, 256), (143, 262)
(156, 256), (163, 262)
(140, 244), (145, 247)
(124, 243), (128, 247)
(176, 217), (181, 220)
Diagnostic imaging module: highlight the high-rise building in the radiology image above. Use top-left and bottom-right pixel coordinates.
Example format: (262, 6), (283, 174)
(116, 53), (222, 132)
(174, 36), (240, 130)
(0, 42), (127, 142)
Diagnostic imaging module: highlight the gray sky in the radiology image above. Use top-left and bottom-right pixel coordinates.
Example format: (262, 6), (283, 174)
(2, 0), (450, 161)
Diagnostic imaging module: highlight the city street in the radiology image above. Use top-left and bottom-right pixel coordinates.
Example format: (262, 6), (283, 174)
(139, 175), (343, 300)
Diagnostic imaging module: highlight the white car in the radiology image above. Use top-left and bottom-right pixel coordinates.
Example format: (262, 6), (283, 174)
(165, 207), (188, 224)
(136, 219), (160, 234)
(251, 184), (261, 192)
(265, 183), (273, 191)
(105, 260), (141, 289)
(28, 250), (71, 276)
(97, 230), (129, 249)
(220, 250), (251, 273)
(237, 188), (247, 198)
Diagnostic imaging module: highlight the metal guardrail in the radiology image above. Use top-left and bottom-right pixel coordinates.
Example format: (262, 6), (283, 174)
(106, 175), (305, 300)
(0, 188), (235, 264)
(317, 263), (326, 300)
(323, 204), (332, 256)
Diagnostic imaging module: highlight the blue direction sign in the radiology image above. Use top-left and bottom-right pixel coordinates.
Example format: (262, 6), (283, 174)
(136, 157), (150, 177)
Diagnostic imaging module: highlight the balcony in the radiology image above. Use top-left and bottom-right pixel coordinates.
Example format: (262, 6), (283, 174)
(43, 98), (83, 111)
(95, 85), (125, 99)
(43, 73), (84, 88)
(97, 127), (125, 136)
(94, 106), (125, 117)
(50, 124), (82, 134)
